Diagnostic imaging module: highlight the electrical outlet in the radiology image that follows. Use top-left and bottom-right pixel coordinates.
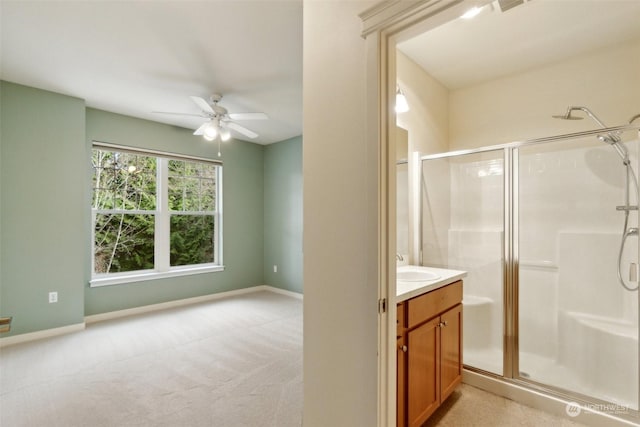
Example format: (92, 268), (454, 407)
(49, 292), (58, 303)
(273, 265), (278, 273)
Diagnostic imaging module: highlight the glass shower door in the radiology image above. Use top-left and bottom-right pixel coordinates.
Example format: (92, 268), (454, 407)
(517, 131), (639, 410)
(421, 150), (505, 375)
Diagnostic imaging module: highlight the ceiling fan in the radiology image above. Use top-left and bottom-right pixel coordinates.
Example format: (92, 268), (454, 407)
(154, 94), (268, 141)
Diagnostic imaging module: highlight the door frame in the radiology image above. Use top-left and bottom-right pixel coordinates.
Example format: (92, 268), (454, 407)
(359, 1), (475, 425)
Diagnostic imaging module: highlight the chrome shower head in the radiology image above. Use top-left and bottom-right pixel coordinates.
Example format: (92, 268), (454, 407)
(552, 114), (583, 120)
(552, 112), (583, 120)
(554, 105), (628, 163)
(553, 106), (608, 128)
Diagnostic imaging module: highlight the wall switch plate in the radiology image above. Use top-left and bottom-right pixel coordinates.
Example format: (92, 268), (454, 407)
(49, 292), (58, 303)
(273, 265), (278, 273)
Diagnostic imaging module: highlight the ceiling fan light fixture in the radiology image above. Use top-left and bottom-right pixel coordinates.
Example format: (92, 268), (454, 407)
(203, 121), (219, 139)
(157, 94), (264, 142)
(220, 128), (231, 142)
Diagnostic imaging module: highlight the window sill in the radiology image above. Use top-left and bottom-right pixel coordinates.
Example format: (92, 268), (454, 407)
(89, 265), (225, 287)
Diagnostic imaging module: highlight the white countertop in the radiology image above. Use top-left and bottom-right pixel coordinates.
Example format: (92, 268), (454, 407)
(396, 265), (467, 302)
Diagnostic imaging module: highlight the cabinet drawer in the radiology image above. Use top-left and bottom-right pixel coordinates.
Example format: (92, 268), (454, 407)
(407, 281), (462, 329)
(397, 302), (406, 337)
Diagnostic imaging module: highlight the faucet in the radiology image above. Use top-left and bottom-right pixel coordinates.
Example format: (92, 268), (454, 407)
(396, 253), (404, 261)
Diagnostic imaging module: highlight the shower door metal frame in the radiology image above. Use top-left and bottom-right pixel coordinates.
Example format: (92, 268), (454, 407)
(419, 145), (515, 379)
(419, 124), (640, 421)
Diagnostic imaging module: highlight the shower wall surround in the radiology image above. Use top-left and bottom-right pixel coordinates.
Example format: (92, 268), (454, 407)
(420, 129), (640, 412)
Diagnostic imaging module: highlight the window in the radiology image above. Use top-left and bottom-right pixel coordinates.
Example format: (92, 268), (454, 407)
(91, 143), (222, 286)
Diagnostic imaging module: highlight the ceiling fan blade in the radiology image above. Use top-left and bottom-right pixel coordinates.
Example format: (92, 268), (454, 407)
(193, 122), (209, 135)
(227, 112), (268, 121)
(152, 111), (206, 117)
(226, 122), (258, 139)
(190, 96), (215, 114)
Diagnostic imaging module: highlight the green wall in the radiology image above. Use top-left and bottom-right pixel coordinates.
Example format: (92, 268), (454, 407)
(0, 81), (302, 337)
(84, 109), (265, 315)
(263, 136), (303, 293)
(0, 81), (87, 335)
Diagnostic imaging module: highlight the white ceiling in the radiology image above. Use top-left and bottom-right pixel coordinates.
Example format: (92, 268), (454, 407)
(398, 0), (640, 90)
(0, 1), (302, 145)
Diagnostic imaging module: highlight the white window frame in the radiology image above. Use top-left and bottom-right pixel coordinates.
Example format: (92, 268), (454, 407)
(90, 142), (223, 287)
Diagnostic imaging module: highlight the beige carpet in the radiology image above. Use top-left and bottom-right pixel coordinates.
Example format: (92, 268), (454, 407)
(423, 384), (587, 427)
(2, 290), (595, 427)
(0, 291), (303, 427)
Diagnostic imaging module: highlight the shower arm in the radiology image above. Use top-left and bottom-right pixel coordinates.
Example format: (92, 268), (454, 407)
(562, 106), (631, 163)
(561, 106), (623, 144)
(564, 106), (609, 128)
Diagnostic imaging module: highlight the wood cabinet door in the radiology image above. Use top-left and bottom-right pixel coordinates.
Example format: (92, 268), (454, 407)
(397, 337), (406, 427)
(440, 303), (462, 402)
(407, 316), (440, 427)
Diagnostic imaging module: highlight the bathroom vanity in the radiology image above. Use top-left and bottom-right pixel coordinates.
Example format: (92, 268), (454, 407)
(396, 266), (466, 427)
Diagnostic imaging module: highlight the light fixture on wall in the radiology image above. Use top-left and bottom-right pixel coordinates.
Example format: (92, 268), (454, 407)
(396, 85), (410, 113)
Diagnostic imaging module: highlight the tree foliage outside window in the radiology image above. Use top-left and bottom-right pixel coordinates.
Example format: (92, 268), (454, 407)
(92, 146), (221, 276)
(92, 150), (156, 273)
(168, 159), (217, 267)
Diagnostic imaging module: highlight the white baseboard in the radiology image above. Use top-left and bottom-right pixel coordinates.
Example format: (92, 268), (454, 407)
(85, 285), (302, 324)
(463, 369), (638, 427)
(86, 285), (262, 324)
(0, 323), (85, 348)
(263, 285), (303, 300)
(1, 285), (303, 346)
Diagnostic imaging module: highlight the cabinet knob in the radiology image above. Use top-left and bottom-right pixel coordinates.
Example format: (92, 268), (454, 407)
(443, 320), (448, 327)
(400, 345), (407, 352)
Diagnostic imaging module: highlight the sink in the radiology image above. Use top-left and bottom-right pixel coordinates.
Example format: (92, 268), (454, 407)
(397, 270), (440, 282)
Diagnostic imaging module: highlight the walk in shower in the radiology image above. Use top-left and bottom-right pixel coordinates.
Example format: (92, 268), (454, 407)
(420, 120), (640, 415)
